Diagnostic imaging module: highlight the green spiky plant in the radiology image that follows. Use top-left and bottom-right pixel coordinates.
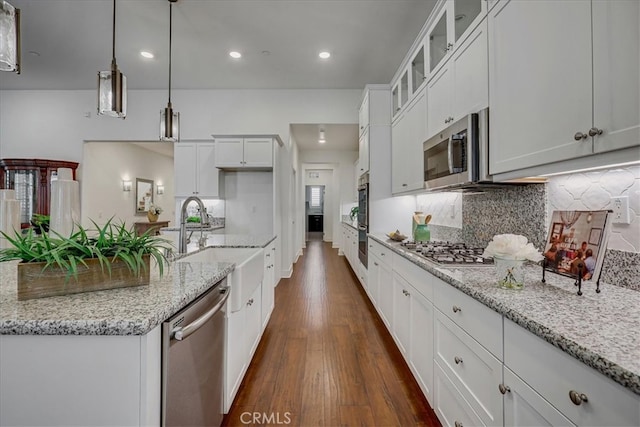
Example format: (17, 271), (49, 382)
(0, 218), (172, 282)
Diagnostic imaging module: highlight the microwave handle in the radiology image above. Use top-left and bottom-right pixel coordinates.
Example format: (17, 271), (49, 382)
(447, 137), (455, 174)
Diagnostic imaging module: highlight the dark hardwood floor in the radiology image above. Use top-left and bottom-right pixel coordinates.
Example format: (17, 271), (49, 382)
(222, 240), (441, 427)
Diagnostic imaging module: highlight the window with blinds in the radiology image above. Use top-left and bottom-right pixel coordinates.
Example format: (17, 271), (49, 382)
(310, 187), (321, 207)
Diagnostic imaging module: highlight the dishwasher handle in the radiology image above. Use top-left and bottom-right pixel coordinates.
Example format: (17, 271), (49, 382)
(172, 287), (230, 341)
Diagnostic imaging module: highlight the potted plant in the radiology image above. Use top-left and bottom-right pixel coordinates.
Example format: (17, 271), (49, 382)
(0, 219), (171, 300)
(30, 213), (50, 234)
(147, 204), (163, 222)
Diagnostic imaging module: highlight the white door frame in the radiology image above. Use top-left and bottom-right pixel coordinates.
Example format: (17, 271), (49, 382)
(299, 163), (339, 249)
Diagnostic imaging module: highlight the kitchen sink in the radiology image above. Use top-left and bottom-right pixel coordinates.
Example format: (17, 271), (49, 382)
(178, 247), (264, 312)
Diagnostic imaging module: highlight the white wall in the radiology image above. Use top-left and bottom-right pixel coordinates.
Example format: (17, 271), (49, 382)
(223, 171), (273, 235)
(0, 88), (361, 278)
(81, 142), (174, 228)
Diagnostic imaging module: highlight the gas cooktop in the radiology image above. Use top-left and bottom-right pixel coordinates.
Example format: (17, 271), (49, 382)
(399, 241), (493, 266)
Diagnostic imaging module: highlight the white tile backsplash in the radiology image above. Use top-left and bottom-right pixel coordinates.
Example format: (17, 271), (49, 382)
(415, 192), (462, 228)
(547, 165), (640, 252)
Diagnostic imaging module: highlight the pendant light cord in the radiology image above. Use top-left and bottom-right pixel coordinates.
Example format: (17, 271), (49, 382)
(111, 0), (116, 67)
(168, 0), (173, 104)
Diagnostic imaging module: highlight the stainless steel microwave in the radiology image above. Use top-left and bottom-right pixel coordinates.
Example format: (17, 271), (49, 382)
(423, 108), (490, 191)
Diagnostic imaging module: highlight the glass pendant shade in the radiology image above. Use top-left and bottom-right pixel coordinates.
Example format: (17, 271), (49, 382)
(160, 103), (180, 142)
(0, 0), (20, 73)
(97, 0), (126, 118)
(98, 65), (127, 118)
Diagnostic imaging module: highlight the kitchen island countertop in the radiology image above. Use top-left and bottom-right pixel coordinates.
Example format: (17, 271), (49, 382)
(368, 233), (640, 395)
(0, 234), (276, 336)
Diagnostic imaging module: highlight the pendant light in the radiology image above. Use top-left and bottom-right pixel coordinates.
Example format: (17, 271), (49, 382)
(0, 0), (20, 73)
(160, 0), (180, 141)
(97, 0), (127, 118)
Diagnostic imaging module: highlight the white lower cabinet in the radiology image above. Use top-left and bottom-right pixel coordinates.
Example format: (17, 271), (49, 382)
(377, 261), (394, 329)
(504, 319), (640, 427)
(435, 309), (503, 426)
(434, 362), (485, 427)
(408, 281), (435, 403)
(392, 272), (412, 355)
(503, 367), (576, 427)
(225, 283), (264, 412)
(364, 240), (639, 427)
(261, 239), (276, 330)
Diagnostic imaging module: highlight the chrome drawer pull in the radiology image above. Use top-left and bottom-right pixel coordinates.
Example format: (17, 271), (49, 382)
(452, 305), (462, 313)
(569, 390), (588, 406)
(454, 421), (463, 427)
(499, 384), (511, 394)
(454, 356), (463, 365)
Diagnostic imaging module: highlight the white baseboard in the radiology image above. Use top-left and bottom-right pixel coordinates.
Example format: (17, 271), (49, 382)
(281, 266), (293, 279)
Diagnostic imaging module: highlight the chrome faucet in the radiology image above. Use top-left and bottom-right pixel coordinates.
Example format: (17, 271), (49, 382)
(179, 196), (207, 254)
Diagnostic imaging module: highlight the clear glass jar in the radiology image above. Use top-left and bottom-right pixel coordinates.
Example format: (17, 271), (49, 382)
(494, 255), (525, 290)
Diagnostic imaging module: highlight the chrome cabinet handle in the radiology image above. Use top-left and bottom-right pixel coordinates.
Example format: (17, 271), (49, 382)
(452, 305), (462, 313)
(447, 43), (454, 51)
(454, 356), (463, 364)
(380, 253), (385, 256)
(499, 384), (511, 394)
(374, 262), (379, 266)
(588, 127), (603, 137)
(247, 298), (254, 306)
(454, 421), (463, 427)
(574, 131), (589, 141)
(402, 289), (410, 296)
(402, 183), (408, 187)
(569, 390), (588, 406)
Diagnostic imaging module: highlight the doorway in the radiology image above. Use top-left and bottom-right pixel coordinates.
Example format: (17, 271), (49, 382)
(305, 184), (324, 241)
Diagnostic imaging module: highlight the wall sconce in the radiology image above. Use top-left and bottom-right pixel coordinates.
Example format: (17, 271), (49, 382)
(122, 180), (132, 192)
(157, 185), (164, 195)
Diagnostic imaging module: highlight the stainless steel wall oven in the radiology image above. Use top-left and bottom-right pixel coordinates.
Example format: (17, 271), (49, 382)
(357, 174), (369, 268)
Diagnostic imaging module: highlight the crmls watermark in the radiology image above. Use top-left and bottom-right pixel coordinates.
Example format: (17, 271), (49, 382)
(240, 411), (292, 425)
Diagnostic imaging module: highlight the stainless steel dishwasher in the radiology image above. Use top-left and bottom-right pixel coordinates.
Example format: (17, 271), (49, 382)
(162, 278), (229, 427)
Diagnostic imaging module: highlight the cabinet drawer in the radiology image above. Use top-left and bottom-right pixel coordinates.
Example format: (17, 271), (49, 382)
(434, 362), (485, 427)
(434, 277), (502, 359)
(368, 239), (391, 266)
(435, 310), (503, 426)
(392, 252), (434, 302)
(504, 319), (640, 427)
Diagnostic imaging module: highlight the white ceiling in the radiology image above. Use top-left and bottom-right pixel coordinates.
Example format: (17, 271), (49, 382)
(291, 123), (358, 151)
(0, 0), (436, 90)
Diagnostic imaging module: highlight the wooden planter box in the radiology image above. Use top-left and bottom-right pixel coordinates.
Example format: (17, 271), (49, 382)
(17, 255), (151, 301)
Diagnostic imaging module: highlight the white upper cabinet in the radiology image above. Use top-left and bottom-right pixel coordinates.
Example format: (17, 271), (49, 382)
(427, 19), (488, 139)
(359, 93), (370, 136)
(174, 142), (222, 198)
(411, 46), (427, 95)
(392, 86), (428, 194)
(592, 0), (640, 154)
(358, 128), (369, 176)
(427, 0), (486, 76)
(489, 0), (639, 176)
(215, 138), (273, 169)
(489, 0), (593, 175)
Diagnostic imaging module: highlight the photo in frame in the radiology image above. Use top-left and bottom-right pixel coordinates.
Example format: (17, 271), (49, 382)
(543, 210), (612, 282)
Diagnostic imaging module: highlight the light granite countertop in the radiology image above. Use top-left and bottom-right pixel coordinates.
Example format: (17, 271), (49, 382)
(341, 220), (358, 230)
(0, 234), (276, 336)
(368, 233), (640, 395)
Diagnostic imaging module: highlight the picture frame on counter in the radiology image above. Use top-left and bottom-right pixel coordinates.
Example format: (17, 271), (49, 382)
(542, 210), (612, 289)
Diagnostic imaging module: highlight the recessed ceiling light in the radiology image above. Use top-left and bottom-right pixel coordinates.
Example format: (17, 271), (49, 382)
(318, 51), (331, 59)
(140, 51), (154, 59)
(229, 51), (242, 59)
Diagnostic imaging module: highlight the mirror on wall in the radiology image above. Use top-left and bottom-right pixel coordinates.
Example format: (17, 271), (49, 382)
(135, 178), (154, 214)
